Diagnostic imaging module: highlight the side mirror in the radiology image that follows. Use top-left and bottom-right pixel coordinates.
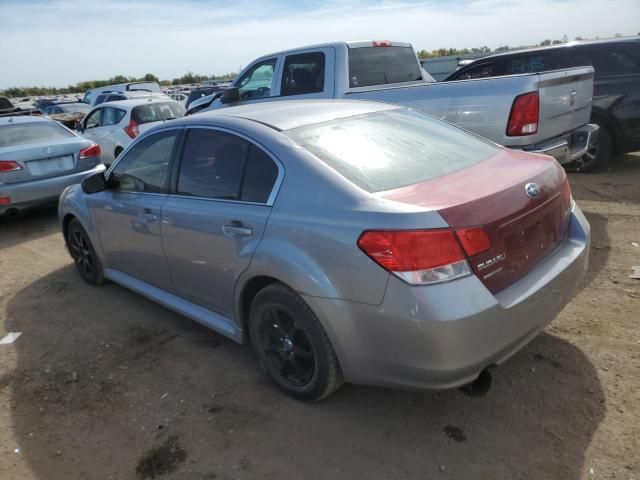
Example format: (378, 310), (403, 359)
(81, 171), (107, 194)
(220, 87), (239, 104)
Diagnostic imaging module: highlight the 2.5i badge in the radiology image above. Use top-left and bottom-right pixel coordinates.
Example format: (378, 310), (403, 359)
(477, 253), (506, 271)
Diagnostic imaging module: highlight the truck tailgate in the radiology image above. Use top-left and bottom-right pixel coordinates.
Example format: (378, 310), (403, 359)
(535, 67), (594, 143)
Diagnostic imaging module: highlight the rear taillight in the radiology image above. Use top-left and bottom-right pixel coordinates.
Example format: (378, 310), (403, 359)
(507, 92), (539, 136)
(124, 119), (139, 139)
(561, 177), (573, 211)
(358, 230), (475, 285)
(0, 161), (22, 172)
(79, 143), (101, 159)
(455, 227), (491, 257)
(0, 197), (11, 205)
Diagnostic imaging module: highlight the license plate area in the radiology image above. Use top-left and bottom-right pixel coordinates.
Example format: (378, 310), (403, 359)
(26, 155), (75, 176)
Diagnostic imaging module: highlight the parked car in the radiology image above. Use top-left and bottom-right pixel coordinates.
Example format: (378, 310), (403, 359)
(91, 91), (169, 106)
(445, 37), (640, 171)
(59, 100), (590, 400)
(185, 86), (224, 109)
(82, 81), (163, 105)
(169, 92), (189, 104)
(191, 40), (599, 167)
(42, 102), (92, 129)
(0, 96), (41, 118)
(78, 99), (185, 166)
(0, 116), (103, 217)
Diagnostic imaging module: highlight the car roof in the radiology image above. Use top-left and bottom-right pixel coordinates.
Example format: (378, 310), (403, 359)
(179, 99), (400, 131)
(92, 98), (175, 110)
(0, 115), (55, 126)
(470, 36), (640, 62)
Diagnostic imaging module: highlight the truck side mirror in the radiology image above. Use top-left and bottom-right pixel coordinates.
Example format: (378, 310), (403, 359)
(220, 87), (240, 104)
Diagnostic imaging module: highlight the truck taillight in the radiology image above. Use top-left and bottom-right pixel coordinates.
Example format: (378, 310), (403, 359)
(372, 40), (392, 47)
(507, 91), (539, 136)
(358, 228), (491, 285)
(79, 143), (101, 159)
(0, 161), (22, 172)
(124, 119), (139, 139)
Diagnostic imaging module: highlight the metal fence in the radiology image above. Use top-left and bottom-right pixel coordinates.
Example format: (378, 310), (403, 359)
(420, 53), (487, 81)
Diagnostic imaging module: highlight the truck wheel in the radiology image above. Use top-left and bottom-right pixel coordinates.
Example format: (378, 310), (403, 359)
(248, 283), (343, 401)
(575, 124), (612, 173)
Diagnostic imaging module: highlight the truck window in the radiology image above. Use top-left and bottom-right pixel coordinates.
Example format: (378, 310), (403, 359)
(237, 59), (277, 101)
(579, 43), (640, 77)
(348, 46), (422, 88)
(281, 52), (325, 96)
(503, 52), (564, 74)
(454, 61), (501, 80)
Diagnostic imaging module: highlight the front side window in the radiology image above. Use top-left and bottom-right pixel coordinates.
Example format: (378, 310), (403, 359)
(177, 129), (278, 203)
(456, 61), (501, 80)
(101, 107), (126, 126)
(286, 108), (499, 193)
(281, 52), (325, 96)
(110, 130), (178, 193)
(84, 109), (101, 129)
(237, 59), (277, 100)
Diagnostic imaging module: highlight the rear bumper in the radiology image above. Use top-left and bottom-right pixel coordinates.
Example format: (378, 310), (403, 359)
(0, 164), (105, 215)
(523, 124), (599, 165)
(303, 204), (590, 390)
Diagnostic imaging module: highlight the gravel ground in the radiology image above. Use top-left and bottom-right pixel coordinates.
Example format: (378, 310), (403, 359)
(0, 155), (638, 480)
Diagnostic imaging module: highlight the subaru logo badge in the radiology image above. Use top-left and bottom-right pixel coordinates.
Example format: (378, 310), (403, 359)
(525, 182), (541, 198)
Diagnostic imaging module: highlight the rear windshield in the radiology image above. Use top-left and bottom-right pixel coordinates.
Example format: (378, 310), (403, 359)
(132, 102), (186, 124)
(126, 82), (162, 93)
(348, 46), (422, 88)
(0, 121), (75, 148)
(286, 109), (500, 193)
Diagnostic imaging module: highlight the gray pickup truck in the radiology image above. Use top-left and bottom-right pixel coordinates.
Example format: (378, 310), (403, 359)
(192, 41), (598, 165)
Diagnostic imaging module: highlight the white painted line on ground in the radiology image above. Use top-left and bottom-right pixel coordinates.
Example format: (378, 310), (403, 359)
(0, 332), (22, 344)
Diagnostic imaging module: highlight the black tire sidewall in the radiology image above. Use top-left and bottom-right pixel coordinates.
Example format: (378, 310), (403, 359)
(248, 285), (334, 401)
(66, 219), (104, 285)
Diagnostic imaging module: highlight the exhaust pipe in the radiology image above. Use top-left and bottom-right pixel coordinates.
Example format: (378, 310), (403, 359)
(459, 370), (492, 398)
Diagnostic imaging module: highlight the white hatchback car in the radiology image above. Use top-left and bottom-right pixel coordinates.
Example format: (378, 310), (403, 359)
(78, 99), (185, 165)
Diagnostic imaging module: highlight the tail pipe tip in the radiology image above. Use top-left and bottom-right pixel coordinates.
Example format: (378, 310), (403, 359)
(459, 369), (492, 398)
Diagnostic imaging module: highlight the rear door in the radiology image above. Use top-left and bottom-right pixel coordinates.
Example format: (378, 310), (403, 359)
(89, 128), (181, 291)
(161, 127), (281, 318)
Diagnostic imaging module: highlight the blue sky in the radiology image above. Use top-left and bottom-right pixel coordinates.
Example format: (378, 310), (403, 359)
(0, 0), (638, 88)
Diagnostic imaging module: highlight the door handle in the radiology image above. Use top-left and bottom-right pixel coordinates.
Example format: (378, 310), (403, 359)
(222, 222), (253, 237)
(140, 208), (158, 222)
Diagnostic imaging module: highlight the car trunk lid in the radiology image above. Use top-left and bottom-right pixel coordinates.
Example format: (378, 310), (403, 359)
(379, 148), (572, 293)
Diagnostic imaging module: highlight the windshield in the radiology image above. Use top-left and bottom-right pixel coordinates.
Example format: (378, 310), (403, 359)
(286, 109), (500, 193)
(348, 46), (422, 88)
(0, 121), (75, 148)
(132, 102), (185, 124)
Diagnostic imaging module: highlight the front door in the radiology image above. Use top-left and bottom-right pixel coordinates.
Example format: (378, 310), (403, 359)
(161, 127), (281, 318)
(88, 128), (181, 292)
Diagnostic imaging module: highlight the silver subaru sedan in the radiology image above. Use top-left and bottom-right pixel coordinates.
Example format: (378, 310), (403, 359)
(58, 100), (590, 401)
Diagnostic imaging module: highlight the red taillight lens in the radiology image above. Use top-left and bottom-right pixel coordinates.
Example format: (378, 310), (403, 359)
(358, 230), (465, 272)
(124, 119), (139, 139)
(455, 227), (491, 257)
(561, 177), (573, 212)
(0, 197), (11, 205)
(79, 143), (101, 159)
(507, 92), (539, 136)
(0, 161), (22, 172)
(372, 40), (392, 47)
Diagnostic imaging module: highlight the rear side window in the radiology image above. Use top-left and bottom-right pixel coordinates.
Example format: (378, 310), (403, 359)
(348, 46), (422, 88)
(286, 108), (500, 193)
(577, 43), (640, 77)
(132, 102), (185, 125)
(177, 129), (278, 203)
(101, 107), (126, 126)
(281, 52), (325, 96)
(0, 121), (75, 148)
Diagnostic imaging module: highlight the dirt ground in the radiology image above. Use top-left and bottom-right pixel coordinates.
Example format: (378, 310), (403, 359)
(0, 155), (638, 480)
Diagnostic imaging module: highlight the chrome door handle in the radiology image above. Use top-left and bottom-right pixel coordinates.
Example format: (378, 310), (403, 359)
(223, 224), (253, 237)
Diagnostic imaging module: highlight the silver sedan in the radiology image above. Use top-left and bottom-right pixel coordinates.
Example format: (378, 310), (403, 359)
(58, 100), (590, 400)
(0, 116), (104, 217)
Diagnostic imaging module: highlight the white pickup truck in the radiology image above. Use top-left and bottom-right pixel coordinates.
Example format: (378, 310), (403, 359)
(192, 40), (598, 165)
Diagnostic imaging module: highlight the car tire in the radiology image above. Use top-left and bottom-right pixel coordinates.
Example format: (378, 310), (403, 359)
(248, 283), (343, 401)
(574, 123), (612, 173)
(66, 218), (106, 286)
